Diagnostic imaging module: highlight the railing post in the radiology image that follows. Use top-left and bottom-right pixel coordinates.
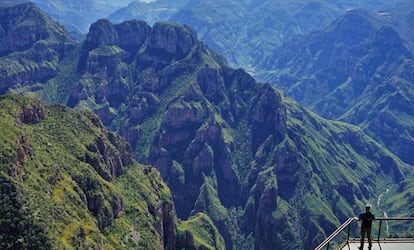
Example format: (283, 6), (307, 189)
(377, 219), (382, 242)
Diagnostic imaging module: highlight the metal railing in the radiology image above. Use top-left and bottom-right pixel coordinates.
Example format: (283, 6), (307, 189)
(314, 217), (414, 250)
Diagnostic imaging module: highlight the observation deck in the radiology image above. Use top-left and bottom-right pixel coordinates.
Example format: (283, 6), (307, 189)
(315, 218), (414, 250)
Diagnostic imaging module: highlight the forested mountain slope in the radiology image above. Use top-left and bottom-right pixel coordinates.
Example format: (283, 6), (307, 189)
(0, 94), (224, 249)
(258, 10), (414, 165)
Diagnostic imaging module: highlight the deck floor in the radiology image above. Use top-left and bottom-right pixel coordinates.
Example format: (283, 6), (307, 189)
(339, 238), (414, 250)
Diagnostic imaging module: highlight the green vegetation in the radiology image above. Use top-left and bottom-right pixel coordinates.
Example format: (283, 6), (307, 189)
(37, 45), (82, 104)
(178, 212), (225, 250)
(0, 96), (137, 248)
(194, 177), (228, 222)
(89, 45), (126, 56)
(0, 94), (114, 248)
(0, 94), (224, 249)
(107, 164), (173, 249)
(135, 71), (198, 160)
(0, 175), (52, 249)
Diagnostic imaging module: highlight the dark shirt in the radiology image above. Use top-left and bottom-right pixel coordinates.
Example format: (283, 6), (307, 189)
(359, 211), (375, 229)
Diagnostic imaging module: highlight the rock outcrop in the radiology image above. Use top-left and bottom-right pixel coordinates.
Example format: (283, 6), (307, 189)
(16, 102), (48, 124)
(0, 2), (73, 93)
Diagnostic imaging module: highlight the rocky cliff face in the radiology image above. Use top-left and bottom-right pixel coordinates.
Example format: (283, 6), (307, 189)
(0, 3), (73, 94)
(57, 17), (410, 249)
(8, 102), (48, 179)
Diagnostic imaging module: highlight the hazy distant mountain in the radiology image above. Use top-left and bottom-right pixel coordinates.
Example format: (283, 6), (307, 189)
(2, 3), (413, 249)
(26, 0), (104, 33)
(258, 9), (414, 165)
(3, 0), (403, 67)
(109, 0), (401, 71)
(377, 0), (414, 55)
(95, 0), (137, 6)
(109, 0), (190, 25)
(0, 0), (138, 33)
(171, 0), (342, 71)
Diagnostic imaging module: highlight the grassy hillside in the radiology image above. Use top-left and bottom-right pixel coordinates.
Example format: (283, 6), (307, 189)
(0, 94), (223, 249)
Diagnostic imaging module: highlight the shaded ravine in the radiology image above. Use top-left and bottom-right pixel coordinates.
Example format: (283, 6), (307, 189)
(377, 188), (390, 236)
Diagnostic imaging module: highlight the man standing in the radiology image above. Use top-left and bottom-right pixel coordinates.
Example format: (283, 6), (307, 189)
(356, 204), (375, 250)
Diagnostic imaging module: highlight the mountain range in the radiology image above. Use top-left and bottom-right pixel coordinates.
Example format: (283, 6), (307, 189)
(108, 0), (404, 70)
(4, 0), (406, 69)
(257, 8), (414, 166)
(1, 2), (414, 250)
